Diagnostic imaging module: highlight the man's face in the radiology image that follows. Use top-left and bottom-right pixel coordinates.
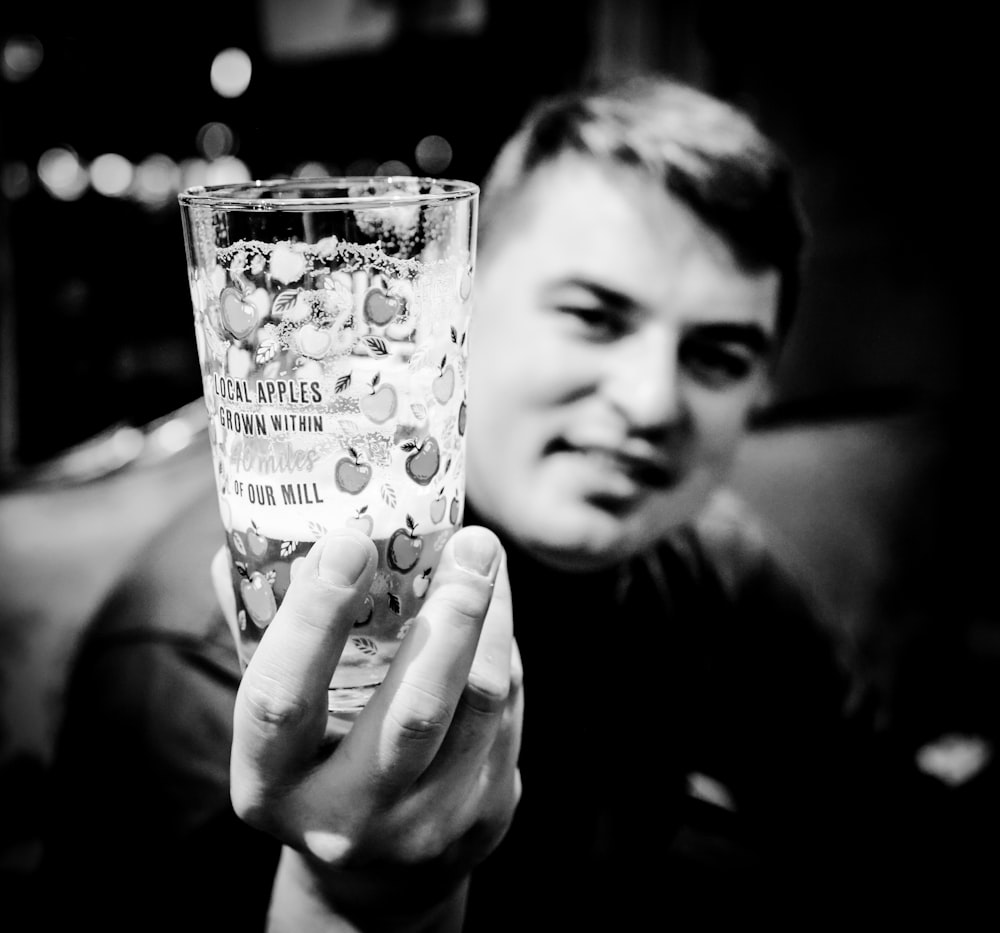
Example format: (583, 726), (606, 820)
(466, 154), (780, 570)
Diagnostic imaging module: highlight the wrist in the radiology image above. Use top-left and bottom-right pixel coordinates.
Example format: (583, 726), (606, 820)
(268, 846), (469, 933)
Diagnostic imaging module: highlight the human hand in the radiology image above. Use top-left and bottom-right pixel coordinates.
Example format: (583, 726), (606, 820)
(211, 526), (522, 932)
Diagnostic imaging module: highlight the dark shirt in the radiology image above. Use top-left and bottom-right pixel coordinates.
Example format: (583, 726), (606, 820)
(32, 486), (957, 930)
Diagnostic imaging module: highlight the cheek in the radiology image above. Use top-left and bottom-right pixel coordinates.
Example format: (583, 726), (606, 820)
(690, 385), (761, 459)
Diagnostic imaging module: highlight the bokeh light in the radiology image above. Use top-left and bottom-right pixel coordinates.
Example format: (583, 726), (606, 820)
(37, 147), (88, 201)
(210, 48), (252, 98)
(376, 159), (412, 176)
(89, 153), (134, 197)
(414, 135), (453, 175)
(293, 161), (331, 178)
(1, 161), (32, 200)
(196, 122), (236, 160)
(180, 158), (210, 190)
(2, 34), (44, 83)
(205, 156), (252, 186)
(133, 153), (181, 207)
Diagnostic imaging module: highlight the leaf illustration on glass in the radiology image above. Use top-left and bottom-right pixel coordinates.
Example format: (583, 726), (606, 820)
(381, 483), (397, 507)
(362, 336), (389, 357)
(234, 561), (249, 577)
(272, 289), (301, 318)
(450, 325), (458, 344)
(405, 514), (417, 532)
(335, 372), (352, 393)
(351, 635), (379, 657)
(388, 592), (401, 614)
(308, 520), (328, 537)
(410, 403), (427, 422)
(279, 540), (297, 558)
(256, 340), (278, 364)
(265, 569), (277, 585)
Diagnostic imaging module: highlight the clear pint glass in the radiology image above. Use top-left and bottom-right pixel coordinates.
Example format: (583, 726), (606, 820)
(178, 177), (478, 719)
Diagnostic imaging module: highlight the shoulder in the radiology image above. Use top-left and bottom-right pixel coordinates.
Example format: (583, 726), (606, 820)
(643, 486), (862, 711)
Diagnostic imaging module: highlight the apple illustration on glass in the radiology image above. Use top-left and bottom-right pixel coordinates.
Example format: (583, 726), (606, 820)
(430, 487), (447, 524)
(346, 505), (374, 536)
(413, 567), (432, 598)
(449, 495), (461, 525)
(239, 569), (277, 629)
(246, 522), (268, 558)
(388, 515), (422, 573)
(432, 355), (455, 404)
(295, 322), (334, 359)
(458, 398), (467, 436)
(335, 447), (373, 495)
(354, 594), (375, 627)
(402, 436), (441, 486)
(220, 286), (258, 340)
(359, 372), (398, 424)
(363, 286), (403, 326)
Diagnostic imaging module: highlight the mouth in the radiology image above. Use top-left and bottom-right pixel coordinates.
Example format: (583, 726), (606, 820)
(546, 439), (677, 491)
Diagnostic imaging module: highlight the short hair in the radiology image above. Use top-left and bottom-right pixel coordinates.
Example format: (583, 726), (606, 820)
(479, 73), (807, 340)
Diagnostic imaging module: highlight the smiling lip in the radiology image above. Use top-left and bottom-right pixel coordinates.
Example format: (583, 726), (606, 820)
(548, 439), (676, 490)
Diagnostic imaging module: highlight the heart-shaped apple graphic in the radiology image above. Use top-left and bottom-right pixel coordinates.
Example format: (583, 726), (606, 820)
(246, 522), (268, 558)
(413, 567), (432, 598)
(220, 286), (258, 340)
(458, 398), (467, 436)
(359, 373), (398, 424)
(335, 447), (373, 495)
(296, 323), (334, 359)
(429, 488), (446, 524)
(363, 287), (403, 326)
(402, 436), (441, 486)
(433, 356), (455, 404)
(346, 506), (374, 536)
(388, 515), (422, 573)
(240, 570), (277, 628)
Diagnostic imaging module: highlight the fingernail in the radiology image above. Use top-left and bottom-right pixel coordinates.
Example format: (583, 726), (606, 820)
(453, 529), (499, 577)
(318, 533), (370, 586)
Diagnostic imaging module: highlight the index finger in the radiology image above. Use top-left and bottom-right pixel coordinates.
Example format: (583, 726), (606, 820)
(339, 526), (503, 794)
(232, 529), (377, 792)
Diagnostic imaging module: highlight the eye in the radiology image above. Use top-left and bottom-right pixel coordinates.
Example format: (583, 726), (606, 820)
(555, 305), (629, 340)
(680, 336), (758, 387)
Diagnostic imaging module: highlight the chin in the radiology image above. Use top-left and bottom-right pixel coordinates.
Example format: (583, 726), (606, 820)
(515, 501), (657, 572)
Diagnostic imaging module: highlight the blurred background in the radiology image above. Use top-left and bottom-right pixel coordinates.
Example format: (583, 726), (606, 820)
(0, 1), (989, 467)
(1, 0), (996, 888)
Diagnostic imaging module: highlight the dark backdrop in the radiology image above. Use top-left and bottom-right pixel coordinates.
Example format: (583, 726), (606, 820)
(0, 1), (990, 471)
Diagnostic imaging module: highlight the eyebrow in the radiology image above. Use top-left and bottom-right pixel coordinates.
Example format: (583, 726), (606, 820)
(547, 277), (774, 352)
(544, 277), (636, 311)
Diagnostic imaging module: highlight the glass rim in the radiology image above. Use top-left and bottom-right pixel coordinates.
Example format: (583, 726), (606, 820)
(177, 175), (479, 211)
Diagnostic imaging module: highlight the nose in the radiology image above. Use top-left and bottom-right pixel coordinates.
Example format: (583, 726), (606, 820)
(602, 328), (685, 433)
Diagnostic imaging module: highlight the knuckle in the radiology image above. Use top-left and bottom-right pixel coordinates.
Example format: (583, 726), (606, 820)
(394, 821), (449, 865)
(239, 672), (312, 733)
(387, 679), (454, 744)
(461, 674), (510, 718)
